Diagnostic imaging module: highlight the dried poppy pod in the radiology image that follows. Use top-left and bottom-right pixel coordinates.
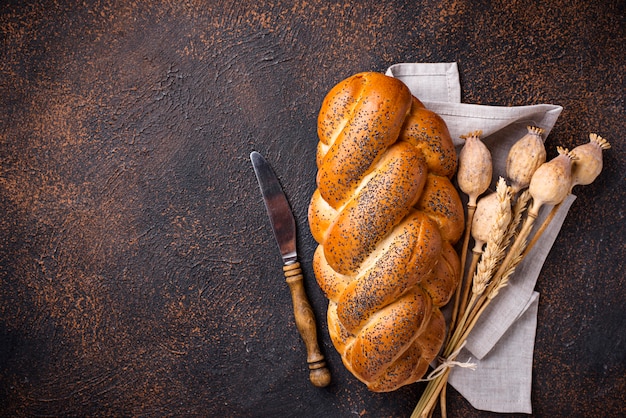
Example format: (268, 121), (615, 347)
(452, 130), (492, 324)
(471, 188), (512, 253)
(457, 130), (492, 207)
(506, 126), (547, 194)
(570, 133), (611, 191)
(528, 147), (578, 217)
(457, 179), (512, 304)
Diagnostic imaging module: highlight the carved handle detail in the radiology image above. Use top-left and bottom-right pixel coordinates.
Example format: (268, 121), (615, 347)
(283, 261), (331, 388)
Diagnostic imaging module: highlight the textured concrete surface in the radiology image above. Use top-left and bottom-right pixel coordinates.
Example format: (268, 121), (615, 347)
(1, 1), (624, 417)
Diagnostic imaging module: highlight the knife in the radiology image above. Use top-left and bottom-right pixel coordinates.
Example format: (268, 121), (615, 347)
(250, 151), (331, 388)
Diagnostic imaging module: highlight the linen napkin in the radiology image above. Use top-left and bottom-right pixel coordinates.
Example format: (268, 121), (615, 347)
(386, 63), (573, 413)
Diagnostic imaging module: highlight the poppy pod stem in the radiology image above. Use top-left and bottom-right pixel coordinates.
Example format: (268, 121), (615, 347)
(450, 131), (492, 332)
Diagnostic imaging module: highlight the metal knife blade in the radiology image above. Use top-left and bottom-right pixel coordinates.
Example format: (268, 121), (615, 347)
(250, 151), (331, 388)
(250, 151), (297, 264)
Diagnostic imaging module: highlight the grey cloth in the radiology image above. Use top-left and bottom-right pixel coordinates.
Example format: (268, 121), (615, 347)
(386, 63), (572, 414)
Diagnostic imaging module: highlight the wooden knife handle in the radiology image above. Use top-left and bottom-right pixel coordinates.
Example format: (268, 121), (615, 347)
(283, 261), (331, 388)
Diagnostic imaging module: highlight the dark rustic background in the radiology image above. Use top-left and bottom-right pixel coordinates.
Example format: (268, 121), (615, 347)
(1, 1), (624, 417)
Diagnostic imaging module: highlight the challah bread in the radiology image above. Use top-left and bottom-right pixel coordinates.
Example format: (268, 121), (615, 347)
(308, 72), (464, 392)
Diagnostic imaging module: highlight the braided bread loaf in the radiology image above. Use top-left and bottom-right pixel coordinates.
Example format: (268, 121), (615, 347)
(308, 72), (464, 392)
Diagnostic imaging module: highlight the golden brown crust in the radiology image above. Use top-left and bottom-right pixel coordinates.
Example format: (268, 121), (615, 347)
(343, 287), (432, 382)
(400, 97), (458, 178)
(364, 308), (446, 391)
(415, 173), (465, 244)
(316, 72), (413, 208)
(413, 307), (447, 365)
(335, 211), (442, 334)
(308, 188), (336, 244)
(366, 341), (426, 392)
(309, 72), (463, 392)
(420, 241), (461, 306)
(312, 245), (349, 301)
(322, 142), (427, 276)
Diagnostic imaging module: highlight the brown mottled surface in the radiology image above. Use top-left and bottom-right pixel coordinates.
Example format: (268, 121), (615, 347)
(1, 1), (624, 417)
